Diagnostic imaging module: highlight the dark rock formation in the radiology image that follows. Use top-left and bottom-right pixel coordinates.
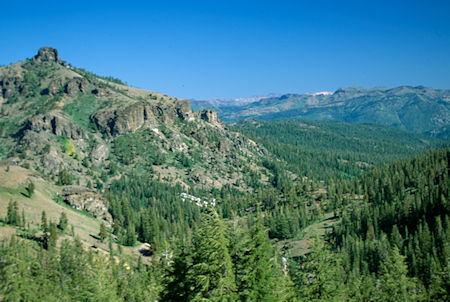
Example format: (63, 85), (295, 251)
(33, 47), (66, 65)
(62, 185), (112, 222)
(200, 109), (219, 124)
(0, 74), (24, 98)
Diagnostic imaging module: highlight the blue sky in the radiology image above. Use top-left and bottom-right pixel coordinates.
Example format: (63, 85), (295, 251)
(1, 0), (449, 99)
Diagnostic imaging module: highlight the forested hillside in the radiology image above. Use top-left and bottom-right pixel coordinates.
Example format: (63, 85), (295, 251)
(1, 148), (448, 301)
(233, 119), (440, 180)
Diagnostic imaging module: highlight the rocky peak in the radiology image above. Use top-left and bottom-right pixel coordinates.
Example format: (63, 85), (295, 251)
(33, 47), (66, 65)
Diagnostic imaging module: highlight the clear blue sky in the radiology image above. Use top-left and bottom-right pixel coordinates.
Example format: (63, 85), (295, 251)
(1, 0), (449, 99)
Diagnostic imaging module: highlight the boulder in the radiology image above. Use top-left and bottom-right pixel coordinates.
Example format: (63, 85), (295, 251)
(62, 185), (112, 222)
(41, 78), (64, 96)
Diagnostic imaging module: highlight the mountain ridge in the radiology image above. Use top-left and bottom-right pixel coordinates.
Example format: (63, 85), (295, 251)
(0, 47), (272, 194)
(193, 85), (450, 139)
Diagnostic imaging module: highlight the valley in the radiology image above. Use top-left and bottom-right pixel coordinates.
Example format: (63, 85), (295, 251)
(0, 48), (448, 301)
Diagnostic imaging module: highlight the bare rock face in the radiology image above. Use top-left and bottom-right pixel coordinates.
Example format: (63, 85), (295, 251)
(28, 113), (87, 139)
(21, 131), (50, 151)
(62, 185), (112, 222)
(200, 109), (219, 124)
(91, 143), (109, 164)
(33, 47), (66, 65)
(92, 99), (193, 136)
(92, 103), (147, 135)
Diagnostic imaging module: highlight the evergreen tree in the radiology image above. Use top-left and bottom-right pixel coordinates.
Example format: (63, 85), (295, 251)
(125, 223), (136, 246)
(185, 207), (236, 301)
(48, 222), (58, 250)
(231, 216), (296, 301)
(21, 209), (26, 228)
(58, 212), (68, 231)
(378, 247), (425, 301)
(99, 222), (108, 241)
(6, 201), (20, 226)
(161, 243), (191, 302)
(26, 181), (35, 198)
(293, 240), (346, 301)
(41, 211), (48, 232)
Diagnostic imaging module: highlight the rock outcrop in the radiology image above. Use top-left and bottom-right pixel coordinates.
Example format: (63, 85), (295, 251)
(91, 143), (109, 164)
(27, 112), (87, 139)
(62, 185), (112, 222)
(200, 109), (219, 124)
(92, 99), (193, 136)
(0, 73), (24, 98)
(65, 77), (90, 96)
(33, 47), (67, 66)
(41, 150), (62, 174)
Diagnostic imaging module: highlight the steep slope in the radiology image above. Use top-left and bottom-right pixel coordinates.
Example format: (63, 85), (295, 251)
(194, 86), (450, 138)
(0, 47), (270, 193)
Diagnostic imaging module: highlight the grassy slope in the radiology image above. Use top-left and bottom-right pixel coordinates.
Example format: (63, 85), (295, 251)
(0, 163), (141, 259)
(0, 164), (99, 241)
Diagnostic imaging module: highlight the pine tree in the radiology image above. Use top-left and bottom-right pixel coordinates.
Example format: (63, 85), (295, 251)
(6, 201), (20, 226)
(125, 223), (136, 246)
(48, 223), (58, 249)
(21, 209), (26, 228)
(185, 207), (236, 301)
(378, 247), (424, 301)
(26, 181), (35, 198)
(58, 212), (68, 231)
(161, 242), (190, 302)
(232, 216), (295, 301)
(294, 240), (346, 301)
(41, 211), (50, 249)
(99, 222), (108, 241)
(41, 211), (48, 232)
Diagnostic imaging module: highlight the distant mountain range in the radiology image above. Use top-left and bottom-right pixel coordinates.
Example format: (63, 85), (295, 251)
(190, 94), (281, 111)
(192, 86), (450, 139)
